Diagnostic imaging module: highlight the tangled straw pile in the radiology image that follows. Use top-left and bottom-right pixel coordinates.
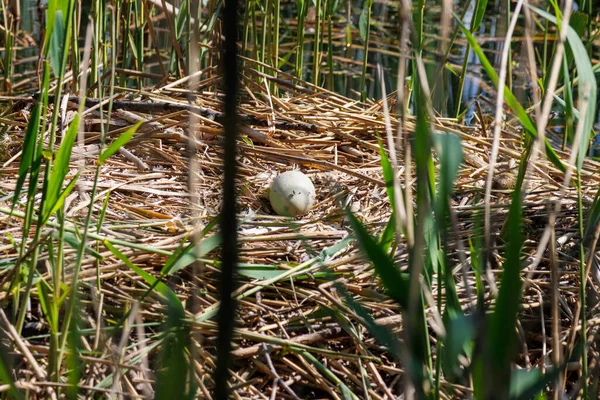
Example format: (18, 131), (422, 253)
(1, 69), (600, 397)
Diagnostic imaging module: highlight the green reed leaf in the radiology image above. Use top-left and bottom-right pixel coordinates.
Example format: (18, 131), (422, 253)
(455, 15), (566, 173)
(346, 210), (409, 307)
(530, 6), (597, 171)
(41, 115), (80, 224)
(11, 101), (41, 212)
(49, 10), (65, 76)
(98, 121), (143, 164)
(104, 240), (185, 319)
(472, 0), (489, 31)
(487, 186), (524, 397)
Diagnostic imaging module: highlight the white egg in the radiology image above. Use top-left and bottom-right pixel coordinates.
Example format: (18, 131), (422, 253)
(269, 170), (316, 217)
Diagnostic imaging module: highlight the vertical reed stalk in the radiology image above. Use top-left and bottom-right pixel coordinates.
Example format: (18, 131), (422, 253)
(505, 0), (512, 90)
(15, 0), (78, 335)
(313, 0), (322, 86)
(327, 5), (333, 91)
(2, 1), (14, 93)
(242, 0), (252, 59)
(260, 0), (269, 73)
(251, 0), (259, 63)
(296, 0), (308, 79)
(91, 0), (102, 97)
(453, 0), (488, 118)
(70, 1), (80, 92)
(360, 0), (372, 102)
(271, 0), (280, 94)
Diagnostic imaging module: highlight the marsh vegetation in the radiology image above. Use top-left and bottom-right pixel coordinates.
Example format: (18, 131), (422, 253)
(0, 0), (599, 398)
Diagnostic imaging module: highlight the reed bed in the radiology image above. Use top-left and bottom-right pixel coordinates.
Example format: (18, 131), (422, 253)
(1, 63), (599, 397)
(0, 0), (598, 398)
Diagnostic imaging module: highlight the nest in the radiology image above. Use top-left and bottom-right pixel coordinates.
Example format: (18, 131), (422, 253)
(1, 69), (600, 398)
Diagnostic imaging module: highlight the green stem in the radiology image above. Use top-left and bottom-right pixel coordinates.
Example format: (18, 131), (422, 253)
(577, 171), (587, 397)
(360, 0), (372, 102)
(327, 13), (333, 91)
(15, 0), (77, 334)
(313, 0), (322, 86)
(272, 0), (280, 95)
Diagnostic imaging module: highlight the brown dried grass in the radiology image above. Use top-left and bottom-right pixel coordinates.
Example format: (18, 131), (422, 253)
(1, 68), (599, 398)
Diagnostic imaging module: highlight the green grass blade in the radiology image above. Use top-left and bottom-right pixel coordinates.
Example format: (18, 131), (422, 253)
(43, 0), (69, 56)
(487, 187), (524, 396)
(346, 210), (409, 307)
(98, 121), (143, 164)
(11, 60), (49, 214)
(379, 212), (396, 253)
(377, 138), (399, 252)
(455, 15), (565, 173)
(359, 0), (373, 102)
(104, 240), (185, 319)
(155, 312), (193, 400)
(358, 3), (369, 41)
(433, 133), (463, 317)
(320, 235), (353, 260)
(160, 237), (192, 275)
(161, 216), (220, 275)
(194, 235), (352, 323)
(509, 365), (564, 400)
(583, 190), (600, 243)
(166, 233), (221, 275)
(443, 314), (475, 381)
(529, 6), (597, 171)
(338, 284), (402, 357)
(300, 351), (359, 400)
(378, 138), (396, 211)
(561, 54), (575, 150)
(469, 235), (485, 308)
(11, 100), (41, 212)
(37, 280), (59, 334)
(20, 61), (50, 228)
(433, 133), (462, 220)
(49, 10), (66, 76)
(52, 230), (103, 260)
(42, 173), (80, 225)
(472, 0), (489, 31)
(41, 114), (80, 224)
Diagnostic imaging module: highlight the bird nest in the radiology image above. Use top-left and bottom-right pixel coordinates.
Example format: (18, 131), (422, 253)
(1, 69), (600, 398)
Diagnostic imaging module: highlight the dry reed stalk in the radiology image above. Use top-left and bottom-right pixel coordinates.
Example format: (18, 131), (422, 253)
(0, 69), (599, 397)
